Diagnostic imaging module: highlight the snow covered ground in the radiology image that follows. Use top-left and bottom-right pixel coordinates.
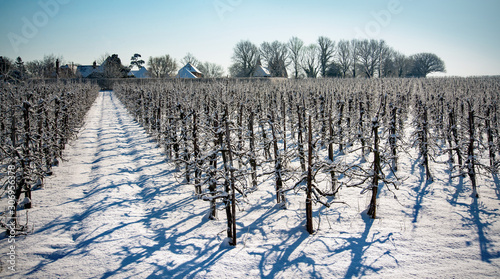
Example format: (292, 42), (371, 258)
(1, 91), (500, 278)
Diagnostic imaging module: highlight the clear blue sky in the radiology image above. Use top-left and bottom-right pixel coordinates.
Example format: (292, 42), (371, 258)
(1, 0), (499, 76)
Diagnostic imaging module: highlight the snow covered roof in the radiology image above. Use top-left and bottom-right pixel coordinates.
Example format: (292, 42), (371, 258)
(76, 65), (103, 78)
(183, 62), (202, 74)
(176, 67), (197, 78)
(128, 67), (150, 78)
(253, 65), (271, 77)
(176, 63), (203, 78)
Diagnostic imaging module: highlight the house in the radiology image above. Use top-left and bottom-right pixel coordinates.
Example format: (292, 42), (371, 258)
(253, 64), (271, 77)
(128, 67), (150, 78)
(76, 62), (103, 78)
(176, 62), (203, 78)
(59, 63), (78, 78)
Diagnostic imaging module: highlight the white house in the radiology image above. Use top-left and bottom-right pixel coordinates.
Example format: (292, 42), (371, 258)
(128, 67), (150, 78)
(253, 64), (271, 77)
(176, 63), (203, 78)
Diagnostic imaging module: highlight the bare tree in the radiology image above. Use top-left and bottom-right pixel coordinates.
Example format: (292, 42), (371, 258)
(350, 39), (359, 78)
(197, 62), (224, 78)
(0, 56), (12, 78)
(181, 52), (201, 67)
(147, 55), (178, 78)
(25, 60), (43, 78)
(410, 53), (446, 77)
(357, 39), (380, 78)
(393, 51), (412, 77)
(229, 40), (259, 77)
(377, 40), (392, 78)
(96, 52), (111, 64)
(260, 41), (289, 78)
(302, 44), (320, 78)
(336, 40), (352, 78)
(317, 36), (335, 77)
(288, 36), (304, 79)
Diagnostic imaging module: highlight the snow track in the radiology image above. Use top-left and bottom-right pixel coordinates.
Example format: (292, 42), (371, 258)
(1, 91), (500, 278)
(0, 91), (204, 278)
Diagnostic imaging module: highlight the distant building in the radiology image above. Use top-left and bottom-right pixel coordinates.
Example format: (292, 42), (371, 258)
(253, 64), (271, 77)
(76, 62), (103, 78)
(128, 67), (150, 78)
(176, 63), (203, 78)
(60, 63), (77, 78)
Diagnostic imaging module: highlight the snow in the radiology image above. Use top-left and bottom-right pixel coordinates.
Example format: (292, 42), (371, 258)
(1, 91), (500, 278)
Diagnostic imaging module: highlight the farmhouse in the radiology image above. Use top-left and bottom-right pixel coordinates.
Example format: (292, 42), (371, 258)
(176, 62), (203, 78)
(76, 62), (103, 78)
(127, 67), (150, 78)
(253, 64), (271, 77)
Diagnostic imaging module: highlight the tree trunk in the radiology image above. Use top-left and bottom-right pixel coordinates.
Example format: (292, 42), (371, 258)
(22, 101), (32, 209)
(297, 105), (306, 172)
(248, 111), (257, 188)
(223, 108), (237, 246)
(270, 112), (285, 206)
(193, 112), (201, 196)
(306, 116), (314, 234)
(467, 103), (479, 198)
(328, 112), (336, 194)
(367, 117), (380, 219)
(389, 105), (398, 172)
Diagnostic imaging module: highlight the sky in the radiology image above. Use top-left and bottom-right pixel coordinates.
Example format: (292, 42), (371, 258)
(0, 0), (499, 77)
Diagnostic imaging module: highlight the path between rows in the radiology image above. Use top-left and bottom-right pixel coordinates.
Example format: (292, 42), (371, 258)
(4, 91), (233, 278)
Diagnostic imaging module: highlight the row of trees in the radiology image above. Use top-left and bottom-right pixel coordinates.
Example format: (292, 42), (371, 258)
(0, 55), (71, 80)
(0, 52), (226, 80)
(146, 52), (225, 78)
(114, 77), (497, 245)
(230, 37), (446, 78)
(0, 81), (100, 232)
(1, 36), (445, 80)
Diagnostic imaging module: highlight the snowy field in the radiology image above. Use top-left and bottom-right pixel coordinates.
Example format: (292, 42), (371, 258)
(1, 91), (500, 278)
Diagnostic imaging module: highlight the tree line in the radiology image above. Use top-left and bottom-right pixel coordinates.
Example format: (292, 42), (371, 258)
(0, 36), (445, 80)
(229, 37), (446, 78)
(0, 52), (226, 80)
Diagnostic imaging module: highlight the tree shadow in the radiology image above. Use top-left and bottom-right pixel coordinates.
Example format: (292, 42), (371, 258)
(491, 173), (500, 200)
(454, 198), (500, 263)
(337, 213), (396, 278)
(411, 161), (433, 224)
(448, 174), (465, 206)
(238, 197), (317, 278)
(469, 198), (500, 262)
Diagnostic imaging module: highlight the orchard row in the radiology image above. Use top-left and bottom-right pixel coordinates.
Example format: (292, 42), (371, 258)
(114, 77), (500, 245)
(0, 81), (100, 231)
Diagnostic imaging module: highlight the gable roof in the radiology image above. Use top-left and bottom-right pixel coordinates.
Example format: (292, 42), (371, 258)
(176, 62), (203, 78)
(176, 67), (197, 78)
(253, 65), (271, 77)
(77, 65), (103, 78)
(182, 62), (202, 74)
(128, 67), (150, 78)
